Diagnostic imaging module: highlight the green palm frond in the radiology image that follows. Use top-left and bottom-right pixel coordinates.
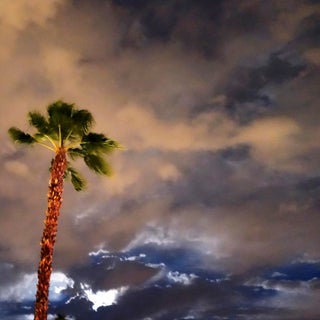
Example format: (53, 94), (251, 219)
(33, 132), (47, 142)
(47, 101), (74, 142)
(8, 100), (121, 191)
(68, 147), (84, 160)
(47, 101), (74, 125)
(81, 133), (120, 155)
(71, 109), (94, 135)
(65, 166), (87, 191)
(28, 111), (49, 134)
(8, 127), (36, 145)
(84, 154), (113, 176)
(46, 101), (96, 145)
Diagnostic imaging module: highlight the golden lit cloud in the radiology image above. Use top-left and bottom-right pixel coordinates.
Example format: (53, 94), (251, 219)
(0, 0), (65, 30)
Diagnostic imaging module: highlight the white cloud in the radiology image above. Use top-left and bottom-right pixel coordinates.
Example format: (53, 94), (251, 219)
(125, 225), (175, 250)
(80, 282), (128, 311)
(125, 253), (147, 261)
(88, 248), (110, 257)
(0, 271), (74, 302)
(124, 224), (227, 269)
(271, 271), (287, 278)
(167, 271), (197, 285)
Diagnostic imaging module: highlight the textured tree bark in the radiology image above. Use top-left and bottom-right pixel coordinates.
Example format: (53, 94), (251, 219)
(34, 148), (67, 320)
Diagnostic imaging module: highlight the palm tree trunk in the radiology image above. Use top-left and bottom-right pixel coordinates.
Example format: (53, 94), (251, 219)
(34, 148), (67, 320)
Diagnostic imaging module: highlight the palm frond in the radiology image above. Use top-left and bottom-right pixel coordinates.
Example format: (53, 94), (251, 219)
(72, 109), (94, 135)
(68, 148), (85, 160)
(46, 101), (96, 145)
(8, 127), (36, 145)
(33, 132), (47, 141)
(47, 101), (74, 142)
(65, 166), (87, 191)
(47, 101), (74, 123)
(81, 133), (120, 154)
(84, 154), (113, 176)
(28, 111), (49, 134)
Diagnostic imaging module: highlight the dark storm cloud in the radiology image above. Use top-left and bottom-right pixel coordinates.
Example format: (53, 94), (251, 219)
(167, 147), (298, 208)
(295, 12), (320, 48)
(112, 0), (225, 53)
(297, 175), (320, 192)
(169, 150), (242, 207)
(294, 175), (320, 211)
(222, 55), (306, 122)
(108, 0), (310, 125)
(0, 263), (22, 287)
(68, 255), (159, 291)
(54, 248), (320, 320)
(111, 0), (276, 59)
(58, 278), (240, 320)
(226, 56), (305, 103)
(100, 279), (237, 320)
(1, 1), (318, 268)
(221, 144), (251, 161)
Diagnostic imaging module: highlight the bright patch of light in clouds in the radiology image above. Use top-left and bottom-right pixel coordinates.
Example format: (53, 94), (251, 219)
(126, 253), (147, 261)
(88, 248), (110, 257)
(167, 271), (197, 285)
(125, 226), (175, 249)
(80, 283), (128, 311)
(0, 271), (74, 302)
(271, 271), (287, 278)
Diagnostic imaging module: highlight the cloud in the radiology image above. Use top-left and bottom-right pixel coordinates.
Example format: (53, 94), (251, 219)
(40, 46), (82, 95)
(167, 271), (197, 285)
(304, 48), (320, 65)
(4, 160), (30, 177)
(0, 0), (64, 30)
(1, 1), (320, 318)
(76, 283), (128, 311)
(114, 104), (303, 171)
(247, 277), (320, 319)
(0, 271), (73, 302)
(234, 116), (301, 170)
(114, 104), (233, 151)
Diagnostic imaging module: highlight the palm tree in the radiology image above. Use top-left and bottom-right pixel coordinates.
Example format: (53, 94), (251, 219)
(8, 100), (120, 320)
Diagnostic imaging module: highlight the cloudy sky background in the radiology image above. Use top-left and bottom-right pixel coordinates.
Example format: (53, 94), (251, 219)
(1, 0), (320, 319)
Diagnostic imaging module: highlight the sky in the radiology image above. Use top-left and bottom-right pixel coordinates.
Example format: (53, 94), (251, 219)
(1, 0), (320, 319)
